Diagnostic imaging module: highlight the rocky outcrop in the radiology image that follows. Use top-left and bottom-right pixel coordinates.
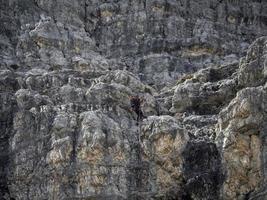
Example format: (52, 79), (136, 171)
(215, 36), (267, 200)
(141, 115), (189, 199)
(171, 62), (239, 115)
(0, 0), (267, 200)
(216, 87), (265, 199)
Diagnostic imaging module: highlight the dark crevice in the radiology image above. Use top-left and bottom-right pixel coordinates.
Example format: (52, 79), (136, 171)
(182, 141), (224, 200)
(0, 95), (16, 199)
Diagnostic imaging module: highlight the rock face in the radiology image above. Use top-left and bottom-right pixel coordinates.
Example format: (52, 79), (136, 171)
(0, 0), (267, 199)
(215, 37), (267, 200)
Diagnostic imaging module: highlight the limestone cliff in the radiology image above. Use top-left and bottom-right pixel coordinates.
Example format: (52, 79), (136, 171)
(0, 0), (267, 199)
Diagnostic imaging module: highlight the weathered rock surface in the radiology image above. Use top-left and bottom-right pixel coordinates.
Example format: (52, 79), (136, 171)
(0, 0), (267, 200)
(216, 87), (265, 199)
(171, 62), (238, 115)
(215, 36), (267, 200)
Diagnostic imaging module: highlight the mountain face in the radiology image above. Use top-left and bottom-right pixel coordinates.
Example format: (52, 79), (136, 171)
(0, 0), (267, 199)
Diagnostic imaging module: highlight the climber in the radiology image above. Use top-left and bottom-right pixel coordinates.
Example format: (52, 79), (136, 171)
(129, 95), (145, 122)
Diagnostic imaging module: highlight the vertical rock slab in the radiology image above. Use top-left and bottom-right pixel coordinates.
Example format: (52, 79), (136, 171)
(141, 115), (190, 199)
(216, 87), (266, 199)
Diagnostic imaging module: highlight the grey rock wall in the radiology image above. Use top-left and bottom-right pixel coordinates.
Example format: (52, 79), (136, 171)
(0, 0), (267, 199)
